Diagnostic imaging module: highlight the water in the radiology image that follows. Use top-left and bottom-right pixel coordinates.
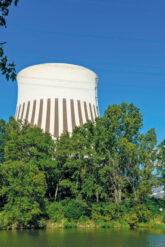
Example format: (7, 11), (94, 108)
(0, 229), (164, 247)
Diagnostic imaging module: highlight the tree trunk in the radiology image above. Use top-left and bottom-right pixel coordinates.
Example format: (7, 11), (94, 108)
(54, 184), (59, 201)
(114, 188), (119, 206)
(96, 191), (99, 202)
(114, 188), (121, 217)
(118, 189), (121, 203)
(114, 188), (121, 205)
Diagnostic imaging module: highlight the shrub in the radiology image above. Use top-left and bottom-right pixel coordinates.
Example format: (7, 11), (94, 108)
(145, 198), (165, 215)
(63, 219), (77, 228)
(162, 211), (165, 223)
(99, 222), (112, 228)
(46, 201), (64, 222)
(78, 215), (90, 223)
(134, 204), (152, 223)
(64, 199), (87, 220)
(121, 222), (130, 230)
(91, 202), (117, 222)
(119, 200), (132, 215)
(123, 213), (138, 227)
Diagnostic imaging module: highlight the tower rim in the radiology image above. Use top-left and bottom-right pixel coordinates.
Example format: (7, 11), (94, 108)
(17, 63), (98, 82)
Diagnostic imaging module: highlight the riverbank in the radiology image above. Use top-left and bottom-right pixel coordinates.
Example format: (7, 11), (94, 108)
(45, 220), (165, 231)
(0, 219), (165, 231)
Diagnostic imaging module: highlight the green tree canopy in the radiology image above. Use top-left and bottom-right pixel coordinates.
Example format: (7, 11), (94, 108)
(157, 139), (165, 185)
(0, 103), (163, 229)
(0, 161), (46, 228)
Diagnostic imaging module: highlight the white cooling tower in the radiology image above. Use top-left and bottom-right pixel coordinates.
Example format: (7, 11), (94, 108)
(15, 63), (99, 137)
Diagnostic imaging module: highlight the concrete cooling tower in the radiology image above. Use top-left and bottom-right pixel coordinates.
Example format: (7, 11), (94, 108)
(15, 63), (99, 137)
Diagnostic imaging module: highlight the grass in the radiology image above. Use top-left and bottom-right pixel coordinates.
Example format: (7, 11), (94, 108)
(137, 222), (165, 229)
(46, 220), (131, 230)
(2, 218), (164, 231)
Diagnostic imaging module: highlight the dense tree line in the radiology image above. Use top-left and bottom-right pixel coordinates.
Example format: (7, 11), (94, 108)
(0, 103), (164, 229)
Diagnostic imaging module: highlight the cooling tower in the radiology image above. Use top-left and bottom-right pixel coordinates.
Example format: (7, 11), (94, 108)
(15, 63), (99, 137)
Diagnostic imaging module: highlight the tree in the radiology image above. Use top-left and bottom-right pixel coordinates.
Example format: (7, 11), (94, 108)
(0, 103), (162, 228)
(95, 103), (157, 206)
(52, 121), (103, 202)
(0, 119), (7, 163)
(0, 0), (19, 81)
(0, 117), (56, 199)
(157, 139), (165, 185)
(0, 161), (47, 228)
(52, 103), (158, 207)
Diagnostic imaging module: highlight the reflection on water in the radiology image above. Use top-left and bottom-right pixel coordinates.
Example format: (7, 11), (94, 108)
(0, 229), (164, 247)
(147, 235), (165, 247)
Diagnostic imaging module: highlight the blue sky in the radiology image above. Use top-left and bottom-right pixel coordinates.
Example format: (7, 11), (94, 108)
(0, 0), (165, 143)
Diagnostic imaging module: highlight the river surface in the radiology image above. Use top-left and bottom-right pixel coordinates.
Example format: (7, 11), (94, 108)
(0, 229), (165, 247)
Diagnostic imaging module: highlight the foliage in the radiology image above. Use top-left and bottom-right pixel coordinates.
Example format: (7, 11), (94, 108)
(0, 118), (6, 163)
(46, 201), (64, 222)
(0, 43), (16, 81)
(157, 139), (165, 186)
(0, 117), (56, 199)
(145, 198), (165, 215)
(133, 204), (152, 223)
(91, 202), (117, 222)
(0, 0), (19, 80)
(64, 199), (88, 221)
(0, 161), (46, 228)
(123, 213), (138, 227)
(0, 103), (164, 229)
(63, 219), (77, 228)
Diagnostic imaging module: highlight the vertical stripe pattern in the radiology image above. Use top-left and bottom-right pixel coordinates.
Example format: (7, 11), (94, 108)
(93, 105), (96, 118)
(96, 106), (99, 116)
(84, 102), (89, 121)
(63, 98), (68, 132)
(70, 99), (76, 130)
(45, 98), (51, 133)
(54, 98), (59, 137)
(25, 101), (30, 121)
(77, 100), (83, 126)
(89, 103), (94, 122)
(15, 107), (18, 119)
(21, 103), (25, 120)
(17, 104), (21, 120)
(31, 100), (36, 126)
(15, 99), (98, 136)
(38, 99), (43, 128)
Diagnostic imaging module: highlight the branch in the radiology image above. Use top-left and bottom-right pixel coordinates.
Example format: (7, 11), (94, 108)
(0, 0), (19, 27)
(0, 1), (18, 80)
(0, 44), (16, 81)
